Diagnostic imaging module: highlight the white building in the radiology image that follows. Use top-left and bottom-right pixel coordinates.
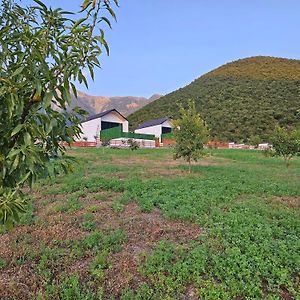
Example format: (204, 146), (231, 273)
(258, 143), (270, 150)
(134, 117), (173, 142)
(79, 109), (129, 142)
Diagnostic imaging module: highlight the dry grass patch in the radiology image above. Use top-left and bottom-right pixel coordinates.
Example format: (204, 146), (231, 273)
(103, 202), (202, 296)
(0, 193), (202, 299)
(270, 196), (300, 209)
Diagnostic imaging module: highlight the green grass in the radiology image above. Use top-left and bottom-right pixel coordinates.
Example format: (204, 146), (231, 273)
(47, 148), (300, 298)
(2, 147), (299, 299)
(0, 258), (7, 269)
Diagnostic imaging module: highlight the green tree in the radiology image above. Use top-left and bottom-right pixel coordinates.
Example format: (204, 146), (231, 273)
(173, 100), (210, 173)
(270, 126), (300, 167)
(249, 135), (260, 148)
(0, 0), (118, 226)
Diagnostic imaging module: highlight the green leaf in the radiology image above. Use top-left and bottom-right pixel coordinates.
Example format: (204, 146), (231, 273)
(105, 5), (117, 21)
(72, 17), (87, 31)
(80, 0), (91, 11)
(70, 82), (78, 98)
(61, 86), (71, 105)
(24, 132), (31, 146)
(99, 17), (112, 29)
(33, 0), (47, 10)
(43, 92), (53, 109)
(11, 125), (24, 137)
(18, 172), (31, 185)
(10, 155), (20, 174)
(88, 65), (95, 80)
(7, 149), (21, 159)
(12, 67), (24, 77)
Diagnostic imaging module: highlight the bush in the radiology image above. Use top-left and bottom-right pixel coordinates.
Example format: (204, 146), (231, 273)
(270, 126), (300, 166)
(128, 138), (140, 151)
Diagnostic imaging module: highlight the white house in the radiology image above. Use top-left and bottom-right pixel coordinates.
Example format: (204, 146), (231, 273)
(134, 117), (173, 142)
(79, 109), (129, 142)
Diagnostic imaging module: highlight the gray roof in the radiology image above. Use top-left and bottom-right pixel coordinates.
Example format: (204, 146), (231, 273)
(136, 117), (170, 130)
(82, 109), (128, 123)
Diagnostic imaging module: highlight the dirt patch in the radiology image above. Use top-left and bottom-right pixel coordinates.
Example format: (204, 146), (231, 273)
(0, 192), (202, 299)
(0, 265), (40, 300)
(270, 196), (300, 209)
(86, 154), (225, 179)
(0, 234), (14, 261)
(31, 223), (87, 244)
(121, 203), (201, 245)
(104, 202), (202, 296)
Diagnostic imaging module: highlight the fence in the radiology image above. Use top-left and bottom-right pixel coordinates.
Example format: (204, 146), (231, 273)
(110, 139), (156, 148)
(161, 132), (174, 141)
(62, 141), (97, 148)
(100, 126), (155, 141)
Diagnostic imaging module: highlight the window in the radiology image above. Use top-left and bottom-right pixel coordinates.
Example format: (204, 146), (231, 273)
(101, 121), (122, 131)
(162, 127), (172, 134)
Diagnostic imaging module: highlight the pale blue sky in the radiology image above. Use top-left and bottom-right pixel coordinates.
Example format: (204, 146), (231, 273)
(24, 0), (300, 97)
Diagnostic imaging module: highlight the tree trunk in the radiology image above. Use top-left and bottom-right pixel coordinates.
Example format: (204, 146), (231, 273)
(285, 156), (292, 168)
(188, 159), (191, 174)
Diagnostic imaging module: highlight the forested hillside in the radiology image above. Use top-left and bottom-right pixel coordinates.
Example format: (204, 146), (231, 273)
(128, 56), (300, 142)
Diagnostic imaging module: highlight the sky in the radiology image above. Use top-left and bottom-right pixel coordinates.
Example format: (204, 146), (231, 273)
(24, 0), (300, 98)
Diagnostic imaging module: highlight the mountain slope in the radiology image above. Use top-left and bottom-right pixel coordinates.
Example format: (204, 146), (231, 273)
(70, 91), (162, 117)
(128, 56), (300, 142)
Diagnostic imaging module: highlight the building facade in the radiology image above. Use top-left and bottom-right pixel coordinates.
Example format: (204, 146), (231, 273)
(134, 117), (173, 143)
(79, 109), (129, 142)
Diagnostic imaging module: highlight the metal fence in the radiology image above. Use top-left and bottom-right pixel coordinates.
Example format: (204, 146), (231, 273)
(100, 126), (156, 141)
(161, 132), (174, 141)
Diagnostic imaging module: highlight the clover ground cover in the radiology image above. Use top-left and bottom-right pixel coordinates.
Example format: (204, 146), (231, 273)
(0, 148), (299, 299)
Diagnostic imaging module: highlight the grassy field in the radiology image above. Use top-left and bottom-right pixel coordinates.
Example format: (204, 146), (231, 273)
(0, 148), (299, 300)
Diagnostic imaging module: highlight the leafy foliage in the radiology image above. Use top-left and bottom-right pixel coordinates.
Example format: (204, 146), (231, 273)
(101, 136), (111, 147)
(0, 0), (117, 225)
(128, 56), (300, 142)
(173, 100), (209, 172)
(271, 126), (300, 166)
(128, 138), (140, 151)
(249, 134), (261, 148)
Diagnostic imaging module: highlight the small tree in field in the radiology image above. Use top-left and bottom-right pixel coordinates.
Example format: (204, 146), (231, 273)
(270, 126), (300, 167)
(173, 100), (210, 173)
(249, 135), (260, 148)
(0, 0), (118, 226)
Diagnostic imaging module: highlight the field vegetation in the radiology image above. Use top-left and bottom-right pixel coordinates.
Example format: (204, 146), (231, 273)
(0, 148), (299, 299)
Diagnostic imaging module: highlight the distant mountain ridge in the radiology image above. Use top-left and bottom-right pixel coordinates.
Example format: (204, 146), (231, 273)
(70, 91), (162, 117)
(128, 56), (300, 141)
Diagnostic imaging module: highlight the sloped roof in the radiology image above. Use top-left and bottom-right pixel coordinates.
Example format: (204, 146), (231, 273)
(136, 117), (171, 130)
(82, 109), (128, 123)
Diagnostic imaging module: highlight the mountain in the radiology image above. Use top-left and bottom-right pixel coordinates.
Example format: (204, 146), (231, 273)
(70, 91), (162, 117)
(128, 56), (300, 142)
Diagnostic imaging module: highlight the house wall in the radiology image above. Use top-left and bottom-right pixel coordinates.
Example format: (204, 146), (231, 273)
(79, 118), (101, 142)
(101, 111), (129, 132)
(79, 111), (129, 142)
(161, 120), (173, 128)
(135, 120), (173, 143)
(123, 120), (129, 132)
(135, 124), (162, 141)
